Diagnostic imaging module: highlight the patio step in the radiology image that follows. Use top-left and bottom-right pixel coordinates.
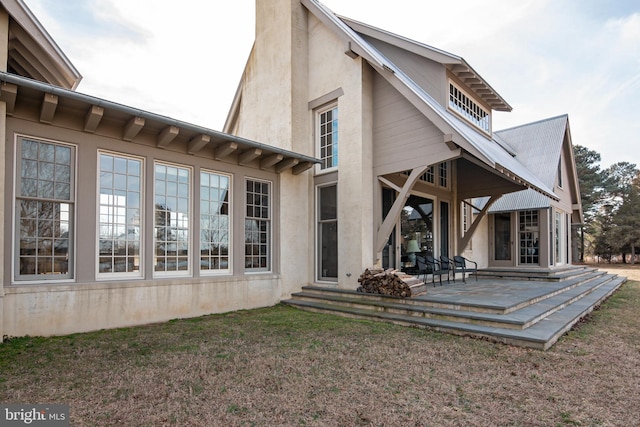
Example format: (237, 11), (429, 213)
(283, 269), (626, 350)
(475, 265), (595, 281)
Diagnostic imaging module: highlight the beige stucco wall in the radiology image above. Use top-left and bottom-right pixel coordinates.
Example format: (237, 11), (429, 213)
(3, 276), (279, 337)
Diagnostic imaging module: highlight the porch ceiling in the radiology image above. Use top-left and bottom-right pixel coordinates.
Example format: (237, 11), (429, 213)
(456, 157), (526, 200)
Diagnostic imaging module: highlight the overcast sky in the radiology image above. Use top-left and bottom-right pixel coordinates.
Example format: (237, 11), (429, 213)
(26, 0), (640, 169)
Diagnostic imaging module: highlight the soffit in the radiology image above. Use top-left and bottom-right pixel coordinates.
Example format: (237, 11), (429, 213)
(2, 0), (82, 89)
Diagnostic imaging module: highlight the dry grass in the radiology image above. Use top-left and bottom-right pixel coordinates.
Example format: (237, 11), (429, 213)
(1, 264), (639, 426)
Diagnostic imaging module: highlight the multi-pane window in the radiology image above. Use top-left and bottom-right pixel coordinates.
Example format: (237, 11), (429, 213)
(449, 82), (490, 133)
(317, 184), (338, 281)
(318, 105), (338, 170)
(16, 138), (74, 280)
(245, 179), (271, 271)
(154, 164), (190, 274)
(519, 210), (539, 265)
(439, 162), (448, 188)
(98, 153), (142, 275)
(200, 171), (231, 273)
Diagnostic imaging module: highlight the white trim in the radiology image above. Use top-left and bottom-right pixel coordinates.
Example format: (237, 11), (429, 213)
(244, 177), (273, 273)
(199, 168), (233, 276)
(95, 150), (145, 281)
(152, 161), (193, 278)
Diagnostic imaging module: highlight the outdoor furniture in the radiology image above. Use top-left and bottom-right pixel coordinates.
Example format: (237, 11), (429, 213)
(439, 255), (455, 283)
(425, 255), (449, 286)
(453, 256), (478, 283)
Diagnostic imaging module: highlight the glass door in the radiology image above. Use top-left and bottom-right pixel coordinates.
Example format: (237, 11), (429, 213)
(493, 213), (513, 265)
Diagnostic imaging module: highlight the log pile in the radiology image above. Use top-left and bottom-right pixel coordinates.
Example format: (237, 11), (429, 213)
(356, 268), (426, 297)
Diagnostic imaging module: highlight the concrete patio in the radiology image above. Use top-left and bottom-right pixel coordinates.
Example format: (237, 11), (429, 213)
(283, 266), (626, 350)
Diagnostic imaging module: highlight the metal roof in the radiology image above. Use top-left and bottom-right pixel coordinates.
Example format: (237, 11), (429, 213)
(0, 72), (320, 173)
(488, 115), (569, 213)
(300, 0), (557, 200)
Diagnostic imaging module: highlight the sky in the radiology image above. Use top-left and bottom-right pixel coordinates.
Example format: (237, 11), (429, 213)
(25, 0), (640, 170)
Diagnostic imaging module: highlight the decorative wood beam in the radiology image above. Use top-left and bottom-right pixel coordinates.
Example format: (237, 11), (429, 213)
(260, 153), (284, 169)
(39, 94), (58, 124)
(156, 125), (179, 148)
(187, 133), (210, 154)
(123, 116), (145, 141)
(459, 195), (498, 251)
(0, 82), (17, 115)
(444, 133), (458, 151)
(83, 105), (104, 133)
(238, 148), (262, 166)
(214, 141), (238, 160)
(292, 161), (314, 175)
(375, 165), (431, 258)
(275, 158), (299, 173)
(378, 176), (402, 193)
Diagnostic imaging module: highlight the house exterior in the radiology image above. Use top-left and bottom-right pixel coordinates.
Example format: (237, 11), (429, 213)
(0, 0), (582, 340)
(226, 0), (581, 287)
(0, 0), (318, 339)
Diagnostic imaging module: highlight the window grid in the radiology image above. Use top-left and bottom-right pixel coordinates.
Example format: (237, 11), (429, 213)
(98, 153), (142, 275)
(17, 138), (74, 279)
(439, 162), (448, 188)
(154, 164), (190, 274)
(449, 82), (490, 132)
(245, 179), (270, 271)
(200, 171), (231, 273)
(519, 210), (539, 265)
(319, 106), (338, 170)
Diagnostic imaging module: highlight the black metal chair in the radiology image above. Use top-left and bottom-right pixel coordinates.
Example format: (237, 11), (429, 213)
(453, 256), (478, 283)
(439, 256), (455, 283)
(425, 255), (449, 286)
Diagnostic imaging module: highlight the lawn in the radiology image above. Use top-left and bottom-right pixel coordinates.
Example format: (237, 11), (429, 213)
(1, 265), (639, 426)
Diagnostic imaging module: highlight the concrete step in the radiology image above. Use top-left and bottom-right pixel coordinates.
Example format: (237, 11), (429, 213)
(288, 273), (617, 330)
(476, 265), (595, 282)
(283, 274), (626, 350)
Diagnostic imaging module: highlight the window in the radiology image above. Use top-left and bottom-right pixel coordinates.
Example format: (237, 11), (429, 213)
(317, 184), (338, 281)
(318, 105), (338, 170)
(200, 171), (231, 273)
(449, 82), (490, 132)
(98, 153), (142, 276)
(15, 137), (74, 280)
(519, 210), (539, 265)
(154, 163), (190, 275)
(439, 162), (448, 188)
(245, 179), (271, 271)
(425, 166), (435, 184)
(557, 159), (563, 188)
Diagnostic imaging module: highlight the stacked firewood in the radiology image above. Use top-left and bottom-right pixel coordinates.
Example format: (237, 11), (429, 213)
(356, 268), (425, 297)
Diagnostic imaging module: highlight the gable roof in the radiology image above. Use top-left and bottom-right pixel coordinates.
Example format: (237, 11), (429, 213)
(1, 0), (82, 89)
(300, 0), (557, 200)
(489, 115), (577, 213)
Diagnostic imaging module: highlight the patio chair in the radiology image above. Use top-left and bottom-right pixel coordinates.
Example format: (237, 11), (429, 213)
(415, 255), (429, 284)
(453, 256), (478, 283)
(439, 255), (455, 283)
(425, 255), (449, 286)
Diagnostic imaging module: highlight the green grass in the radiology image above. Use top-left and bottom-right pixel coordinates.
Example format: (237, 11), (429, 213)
(1, 282), (639, 426)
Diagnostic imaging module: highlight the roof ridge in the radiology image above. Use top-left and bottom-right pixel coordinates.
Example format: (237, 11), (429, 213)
(495, 114), (568, 134)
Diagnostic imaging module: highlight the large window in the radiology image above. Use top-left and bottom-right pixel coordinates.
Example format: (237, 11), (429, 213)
(519, 210), (539, 265)
(318, 104), (338, 170)
(15, 138), (74, 280)
(154, 163), (191, 275)
(317, 184), (338, 281)
(245, 179), (271, 271)
(200, 171), (231, 274)
(449, 82), (490, 133)
(98, 153), (142, 276)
